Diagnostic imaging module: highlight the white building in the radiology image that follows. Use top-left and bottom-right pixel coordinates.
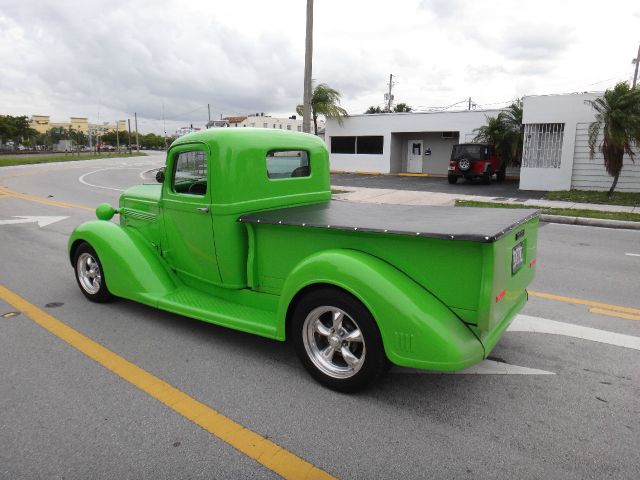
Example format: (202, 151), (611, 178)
(520, 93), (640, 191)
(325, 93), (640, 192)
(240, 114), (305, 132)
(325, 109), (503, 175)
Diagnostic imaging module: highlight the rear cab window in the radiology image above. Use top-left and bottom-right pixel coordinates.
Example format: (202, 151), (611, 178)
(266, 150), (310, 179)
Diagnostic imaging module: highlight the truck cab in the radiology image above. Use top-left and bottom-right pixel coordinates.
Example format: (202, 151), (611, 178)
(69, 129), (538, 392)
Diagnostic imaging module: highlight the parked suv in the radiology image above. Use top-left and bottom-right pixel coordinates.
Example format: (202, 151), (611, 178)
(448, 143), (505, 184)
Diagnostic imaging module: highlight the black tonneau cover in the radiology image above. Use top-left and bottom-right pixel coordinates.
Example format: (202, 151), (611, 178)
(238, 201), (539, 243)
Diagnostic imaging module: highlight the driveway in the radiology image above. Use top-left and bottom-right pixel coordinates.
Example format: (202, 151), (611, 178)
(331, 173), (547, 199)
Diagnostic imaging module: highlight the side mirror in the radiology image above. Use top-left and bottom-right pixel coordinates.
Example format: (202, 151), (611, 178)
(155, 168), (165, 183)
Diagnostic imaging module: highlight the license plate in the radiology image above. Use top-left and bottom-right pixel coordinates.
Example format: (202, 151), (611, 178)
(512, 242), (524, 274)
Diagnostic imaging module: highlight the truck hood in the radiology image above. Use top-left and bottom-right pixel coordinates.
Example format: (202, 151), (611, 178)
(121, 183), (162, 203)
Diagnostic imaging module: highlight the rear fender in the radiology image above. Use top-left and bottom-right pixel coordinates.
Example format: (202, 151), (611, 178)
(277, 249), (483, 370)
(68, 220), (178, 305)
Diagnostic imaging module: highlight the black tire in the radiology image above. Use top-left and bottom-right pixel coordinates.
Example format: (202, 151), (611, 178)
(73, 242), (114, 303)
(447, 175), (458, 184)
(482, 171), (492, 185)
(291, 287), (390, 393)
(496, 166), (506, 182)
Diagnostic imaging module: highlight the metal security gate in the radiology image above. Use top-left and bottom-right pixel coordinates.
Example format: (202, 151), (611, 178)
(522, 123), (564, 168)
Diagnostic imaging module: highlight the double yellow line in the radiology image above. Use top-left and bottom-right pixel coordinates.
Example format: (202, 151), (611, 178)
(529, 290), (640, 322)
(0, 285), (334, 480)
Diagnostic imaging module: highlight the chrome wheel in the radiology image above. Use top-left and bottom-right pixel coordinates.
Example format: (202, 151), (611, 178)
(302, 306), (366, 379)
(76, 252), (102, 295)
(458, 158), (471, 171)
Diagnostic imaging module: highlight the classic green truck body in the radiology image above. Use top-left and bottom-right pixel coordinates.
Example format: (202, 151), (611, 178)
(69, 128), (538, 385)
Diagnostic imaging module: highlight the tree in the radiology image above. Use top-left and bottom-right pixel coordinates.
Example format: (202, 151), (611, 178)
(296, 83), (348, 134)
(587, 82), (640, 196)
(472, 99), (523, 166)
(364, 103), (412, 114)
(0, 115), (38, 146)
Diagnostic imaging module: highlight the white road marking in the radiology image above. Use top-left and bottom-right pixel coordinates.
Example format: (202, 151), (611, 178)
(625, 253), (640, 257)
(0, 216), (68, 227)
(509, 314), (640, 351)
(78, 167), (149, 192)
(396, 360), (555, 375)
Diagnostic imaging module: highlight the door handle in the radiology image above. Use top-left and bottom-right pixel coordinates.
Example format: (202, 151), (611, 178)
(196, 207), (209, 213)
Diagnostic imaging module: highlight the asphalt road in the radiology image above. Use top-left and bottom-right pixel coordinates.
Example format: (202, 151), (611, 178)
(1, 153), (639, 479)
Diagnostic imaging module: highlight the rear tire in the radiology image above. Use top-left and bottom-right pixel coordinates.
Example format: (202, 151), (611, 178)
(496, 166), (506, 182)
(482, 171), (492, 185)
(73, 242), (114, 303)
(447, 175), (458, 184)
(291, 287), (389, 392)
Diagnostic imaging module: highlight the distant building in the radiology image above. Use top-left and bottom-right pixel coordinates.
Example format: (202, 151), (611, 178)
(176, 126), (202, 137)
(238, 113), (306, 132)
(29, 115), (126, 134)
(223, 116), (247, 127)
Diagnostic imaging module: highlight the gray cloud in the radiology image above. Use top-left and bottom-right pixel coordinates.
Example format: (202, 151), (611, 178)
(500, 25), (573, 61)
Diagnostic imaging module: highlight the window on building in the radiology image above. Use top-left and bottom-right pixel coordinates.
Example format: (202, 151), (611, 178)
(287, 125), (291, 130)
(356, 136), (384, 154)
(266, 150), (310, 179)
(263, 122), (268, 128)
(331, 136), (356, 154)
(279, 124), (283, 129)
(522, 123), (565, 168)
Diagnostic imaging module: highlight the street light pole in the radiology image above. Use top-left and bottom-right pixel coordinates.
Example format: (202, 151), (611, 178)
(632, 42), (640, 88)
(302, 0), (313, 134)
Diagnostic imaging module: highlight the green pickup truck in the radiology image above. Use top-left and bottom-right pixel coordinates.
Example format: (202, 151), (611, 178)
(69, 129), (539, 392)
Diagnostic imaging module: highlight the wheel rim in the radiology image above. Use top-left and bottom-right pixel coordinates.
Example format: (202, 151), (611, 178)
(458, 158), (470, 171)
(77, 252), (102, 295)
(302, 306), (366, 379)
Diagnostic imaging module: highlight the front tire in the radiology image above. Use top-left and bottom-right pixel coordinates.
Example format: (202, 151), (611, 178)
(74, 242), (113, 302)
(291, 288), (389, 392)
(447, 175), (458, 184)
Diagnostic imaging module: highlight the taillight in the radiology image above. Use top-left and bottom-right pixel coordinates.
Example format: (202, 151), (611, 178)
(496, 289), (506, 302)
(529, 258), (537, 268)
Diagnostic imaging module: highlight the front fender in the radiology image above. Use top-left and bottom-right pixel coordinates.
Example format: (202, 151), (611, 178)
(277, 249), (483, 371)
(68, 220), (177, 305)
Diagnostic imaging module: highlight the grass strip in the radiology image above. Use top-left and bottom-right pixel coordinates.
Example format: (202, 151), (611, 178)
(455, 200), (640, 222)
(0, 152), (147, 167)
(543, 190), (640, 207)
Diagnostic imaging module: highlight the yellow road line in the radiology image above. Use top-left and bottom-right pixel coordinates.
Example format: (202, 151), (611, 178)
(0, 187), (94, 212)
(589, 307), (640, 322)
(397, 173), (429, 177)
(529, 290), (640, 316)
(0, 285), (334, 480)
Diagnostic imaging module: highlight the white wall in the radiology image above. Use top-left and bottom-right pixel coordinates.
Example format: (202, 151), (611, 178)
(519, 92), (600, 191)
(572, 123), (640, 191)
(325, 110), (503, 174)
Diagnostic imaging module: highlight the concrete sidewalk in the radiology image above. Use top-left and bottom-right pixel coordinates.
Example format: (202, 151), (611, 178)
(332, 186), (640, 214)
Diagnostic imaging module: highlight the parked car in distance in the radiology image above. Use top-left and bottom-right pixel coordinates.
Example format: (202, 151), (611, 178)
(448, 143), (506, 184)
(69, 129), (538, 392)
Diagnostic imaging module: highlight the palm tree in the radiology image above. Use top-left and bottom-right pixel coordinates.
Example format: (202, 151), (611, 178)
(473, 99), (524, 166)
(587, 82), (640, 197)
(297, 83), (348, 134)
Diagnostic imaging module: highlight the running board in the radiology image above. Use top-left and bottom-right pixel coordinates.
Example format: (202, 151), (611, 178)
(157, 287), (279, 339)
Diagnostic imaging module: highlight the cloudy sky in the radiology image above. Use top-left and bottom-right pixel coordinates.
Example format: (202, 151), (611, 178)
(1, 0), (639, 134)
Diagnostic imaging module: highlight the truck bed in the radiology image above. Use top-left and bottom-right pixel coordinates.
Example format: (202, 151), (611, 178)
(238, 200), (539, 243)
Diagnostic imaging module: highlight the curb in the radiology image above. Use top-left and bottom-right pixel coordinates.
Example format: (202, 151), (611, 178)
(540, 214), (640, 230)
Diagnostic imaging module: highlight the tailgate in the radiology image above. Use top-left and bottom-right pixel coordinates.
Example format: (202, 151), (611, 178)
(476, 216), (539, 334)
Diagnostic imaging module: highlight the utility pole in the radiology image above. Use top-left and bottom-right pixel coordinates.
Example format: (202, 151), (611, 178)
(127, 119), (132, 154)
(208, 104), (211, 124)
(116, 123), (120, 153)
(468, 97), (472, 110)
(134, 112), (140, 152)
(302, 0), (314, 134)
(632, 42), (640, 88)
(162, 103), (167, 149)
(386, 74), (394, 111)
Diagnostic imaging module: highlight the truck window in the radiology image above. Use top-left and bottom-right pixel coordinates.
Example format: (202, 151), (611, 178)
(266, 150), (310, 179)
(173, 150), (207, 195)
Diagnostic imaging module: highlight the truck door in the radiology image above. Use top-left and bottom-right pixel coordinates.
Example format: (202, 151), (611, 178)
(161, 146), (222, 285)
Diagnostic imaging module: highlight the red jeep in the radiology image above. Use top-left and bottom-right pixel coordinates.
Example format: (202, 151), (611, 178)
(448, 143), (506, 184)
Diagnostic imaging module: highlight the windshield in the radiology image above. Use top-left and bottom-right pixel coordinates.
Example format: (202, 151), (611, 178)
(451, 145), (486, 160)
